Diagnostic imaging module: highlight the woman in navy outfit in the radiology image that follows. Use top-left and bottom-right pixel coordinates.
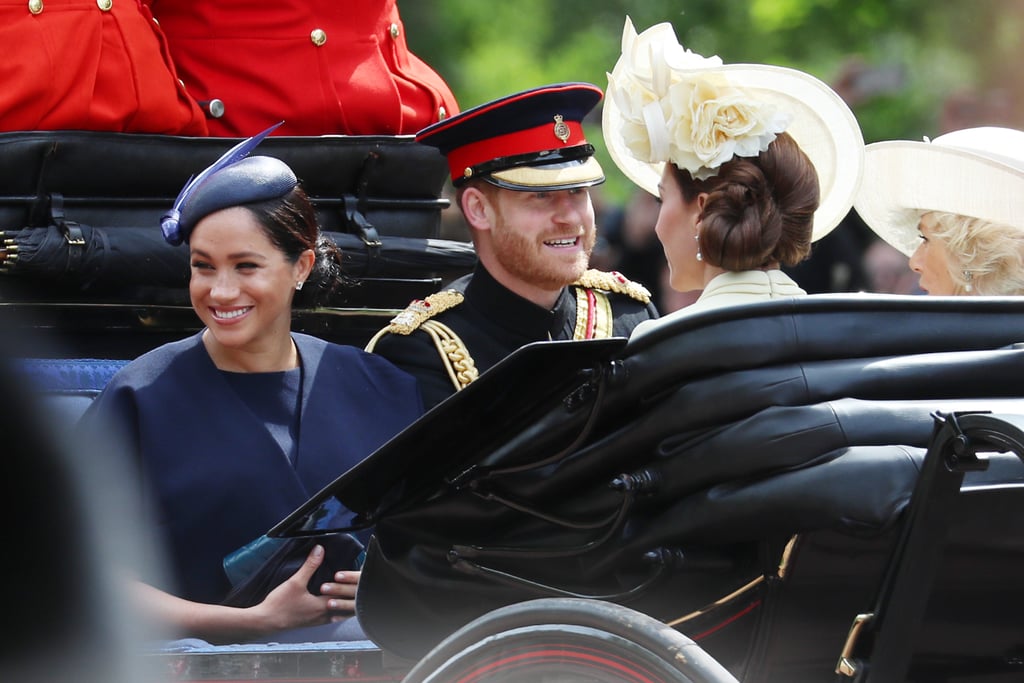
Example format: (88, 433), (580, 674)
(79, 135), (422, 644)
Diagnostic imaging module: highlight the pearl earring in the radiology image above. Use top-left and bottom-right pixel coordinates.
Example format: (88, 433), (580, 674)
(962, 270), (973, 293)
(695, 234), (703, 262)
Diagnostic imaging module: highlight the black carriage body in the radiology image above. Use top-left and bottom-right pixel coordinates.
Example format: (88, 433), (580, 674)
(0, 130), (447, 237)
(283, 296), (1024, 682)
(0, 130), (474, 358)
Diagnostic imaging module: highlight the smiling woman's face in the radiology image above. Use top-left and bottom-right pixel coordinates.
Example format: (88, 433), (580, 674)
(188, 206), (308, 362)
(908, 212), (958, 295)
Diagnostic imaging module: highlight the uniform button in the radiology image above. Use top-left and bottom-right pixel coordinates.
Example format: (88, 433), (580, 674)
(28, 0), (43, 14)
(389, 23), (400, 39)
(310, 28), (327, 46)
(199, 99), (225, 119)
(97, 0), (112, 10)
(438, 106), (448, 121)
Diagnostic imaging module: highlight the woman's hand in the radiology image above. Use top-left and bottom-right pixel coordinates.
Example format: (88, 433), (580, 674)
(255, 544), (335, 631)
(132, 544), (359, 642)
(320, 570), (361, 621)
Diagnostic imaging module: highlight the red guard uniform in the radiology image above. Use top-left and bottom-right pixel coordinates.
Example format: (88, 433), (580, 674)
(0, 0), (207, 135)
(147, 0), (460, 137)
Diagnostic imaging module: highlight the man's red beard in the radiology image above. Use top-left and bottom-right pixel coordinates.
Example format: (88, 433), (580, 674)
(490, 223), (596, 290)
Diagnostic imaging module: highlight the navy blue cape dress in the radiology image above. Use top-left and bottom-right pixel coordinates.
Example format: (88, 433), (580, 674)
(80, 331), (422, 604)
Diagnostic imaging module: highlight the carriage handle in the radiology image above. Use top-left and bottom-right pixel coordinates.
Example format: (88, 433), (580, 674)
(836, 410), (1024, 681)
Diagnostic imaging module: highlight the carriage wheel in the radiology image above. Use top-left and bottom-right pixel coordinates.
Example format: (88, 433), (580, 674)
(400, 598), (739, 683)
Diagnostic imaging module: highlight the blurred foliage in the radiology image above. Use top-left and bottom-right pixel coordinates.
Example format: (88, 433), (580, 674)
(401, 0), (1024, 203)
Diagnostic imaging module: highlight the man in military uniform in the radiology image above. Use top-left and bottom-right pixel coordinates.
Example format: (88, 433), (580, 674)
(366, 82), (659, 409)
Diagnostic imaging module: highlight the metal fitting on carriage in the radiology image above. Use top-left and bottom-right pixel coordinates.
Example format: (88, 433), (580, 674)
(642, 547), (687, 568)
(609, 469), (661, 494)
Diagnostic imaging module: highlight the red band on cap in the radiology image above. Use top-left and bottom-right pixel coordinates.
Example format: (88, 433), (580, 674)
(447, 121), (587, 181)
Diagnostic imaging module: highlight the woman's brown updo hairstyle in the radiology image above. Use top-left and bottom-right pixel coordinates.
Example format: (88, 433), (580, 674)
(673, 132), (820, 271)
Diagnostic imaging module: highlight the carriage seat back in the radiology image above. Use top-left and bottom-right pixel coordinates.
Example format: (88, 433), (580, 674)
(12, 357), (128, 427)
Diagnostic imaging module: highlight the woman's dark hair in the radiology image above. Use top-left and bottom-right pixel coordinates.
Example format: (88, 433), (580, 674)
(673, 132), (820, 270)
(245, 185), (349, 305)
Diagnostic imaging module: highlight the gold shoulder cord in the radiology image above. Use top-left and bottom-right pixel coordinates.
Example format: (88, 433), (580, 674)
(364, 290), (479, 393)
(419, 320), (479, 391)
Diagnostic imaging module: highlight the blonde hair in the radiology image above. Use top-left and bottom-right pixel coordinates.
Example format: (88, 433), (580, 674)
(927, 211), (1024, 295)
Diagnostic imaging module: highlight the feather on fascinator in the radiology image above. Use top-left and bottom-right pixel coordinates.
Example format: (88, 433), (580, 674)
(160, 122), (286, 245)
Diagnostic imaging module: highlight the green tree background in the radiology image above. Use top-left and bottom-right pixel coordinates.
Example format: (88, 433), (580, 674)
(401, 0), (1024, 203)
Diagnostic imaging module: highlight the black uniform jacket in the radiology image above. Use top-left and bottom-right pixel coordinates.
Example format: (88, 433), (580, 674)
(370, 265), (659, 409)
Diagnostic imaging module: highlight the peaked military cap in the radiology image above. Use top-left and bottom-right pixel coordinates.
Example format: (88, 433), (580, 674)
(415, 82), (605, 191)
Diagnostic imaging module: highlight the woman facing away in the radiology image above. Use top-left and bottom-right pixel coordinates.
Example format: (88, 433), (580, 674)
(77, 129), (422, 644)
(602, 17), (865, 325)
(853, 126), (1024, 295)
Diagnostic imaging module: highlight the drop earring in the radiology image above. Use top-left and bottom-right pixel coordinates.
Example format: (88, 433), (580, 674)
(962, 270), (973, 293)
(695, 234), (703, 262)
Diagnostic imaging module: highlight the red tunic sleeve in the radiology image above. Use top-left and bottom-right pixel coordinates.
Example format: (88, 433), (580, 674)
(0, 0), (207, 135)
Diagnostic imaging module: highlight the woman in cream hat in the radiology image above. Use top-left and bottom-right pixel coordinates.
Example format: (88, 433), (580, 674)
(603, 17), (864, 322)
(853, 126), (1024, 295)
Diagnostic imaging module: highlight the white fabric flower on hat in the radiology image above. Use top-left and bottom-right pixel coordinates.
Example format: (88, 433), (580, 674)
(607, 17), (790, 179)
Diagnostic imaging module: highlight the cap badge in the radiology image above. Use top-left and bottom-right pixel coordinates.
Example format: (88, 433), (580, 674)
(553, 115), (570, 143)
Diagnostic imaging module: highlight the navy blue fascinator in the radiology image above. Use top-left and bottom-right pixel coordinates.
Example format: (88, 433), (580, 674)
(161, 123), (296, 245)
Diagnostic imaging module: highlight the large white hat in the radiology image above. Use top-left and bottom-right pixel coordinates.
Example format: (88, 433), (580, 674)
(603, 17), (864, 242)
(853, 126), (1024, 257)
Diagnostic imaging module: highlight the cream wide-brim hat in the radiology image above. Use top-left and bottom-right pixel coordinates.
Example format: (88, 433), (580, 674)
(853, 126), (1024, 257)
(603, 42), (864, 242)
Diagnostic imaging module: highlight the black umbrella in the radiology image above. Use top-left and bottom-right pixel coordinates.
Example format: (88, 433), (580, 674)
(0, 224), (476, 289)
